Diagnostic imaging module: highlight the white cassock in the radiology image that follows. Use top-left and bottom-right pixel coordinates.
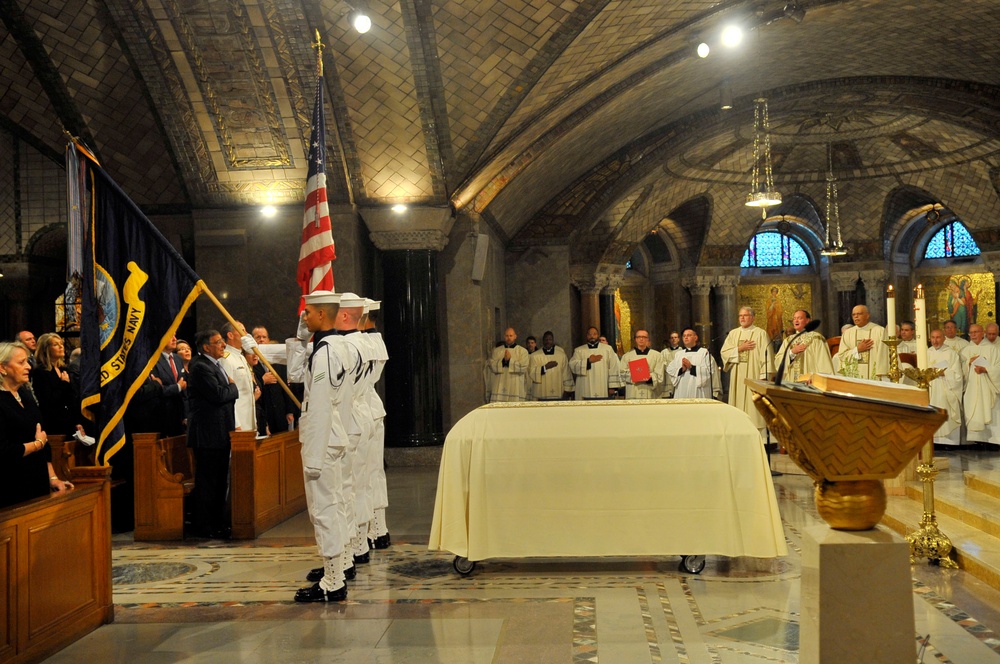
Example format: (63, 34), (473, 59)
(896, 339), (918, 386)
(834, 322), (889, 381)
(667, 347), (716, 399)
(962, 341), (1000, 443)
(619, 348), (663, 400)
(529, 346), (573, 400)
(488, 344), (529, 402)
(927, 345), (964, 446)
(774, 331), (835, 383)
(570, 342), (622, 399)
(720, 325), (770, 431)
(944, 336), (970, 354)
(219, 344), (257, 432)
(660, 347), (679, 397)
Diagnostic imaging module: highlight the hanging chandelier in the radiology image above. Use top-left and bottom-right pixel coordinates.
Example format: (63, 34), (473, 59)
(820, 143), (848, 256)
(745, 97), (781, 209)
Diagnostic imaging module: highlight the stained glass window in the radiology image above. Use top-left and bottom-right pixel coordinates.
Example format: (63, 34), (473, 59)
(923, 222), (980, 259)
(741, 232), (810, 268)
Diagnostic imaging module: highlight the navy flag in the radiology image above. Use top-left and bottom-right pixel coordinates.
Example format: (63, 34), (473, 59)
(80, 158), (204, 465)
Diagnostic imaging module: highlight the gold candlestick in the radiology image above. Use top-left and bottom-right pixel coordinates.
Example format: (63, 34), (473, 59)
(901, 367), (956, 568)
(880, 336), (903, 383)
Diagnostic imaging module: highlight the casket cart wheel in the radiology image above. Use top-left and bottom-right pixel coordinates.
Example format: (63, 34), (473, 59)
(679, 555), (706, 574)
(453, 556), (477, 576)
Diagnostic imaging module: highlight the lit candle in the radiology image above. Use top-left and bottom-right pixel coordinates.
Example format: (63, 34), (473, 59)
(914, 284), (928, 370)
(886, 284), (896, 337)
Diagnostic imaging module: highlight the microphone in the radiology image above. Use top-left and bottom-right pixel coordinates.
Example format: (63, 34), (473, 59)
(774, 319), (822, 386)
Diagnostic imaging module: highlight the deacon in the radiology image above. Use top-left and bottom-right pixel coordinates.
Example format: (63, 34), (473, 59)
(943, 320), (970, 353)
(962, 324), (1000, 444)
(774, 310), (835, 383)
(619, 329), (662, 399)
(833, 305), (889, 381)
(721, 307), (770, 436)
(286, 291), (351, 602)
(529, 331), (573, 400)
(928, 329), (964, 446)
(220, 321), (260, 432)
(987, 323), (999, 346)
(570, 327), (621, 399)
(667, 328), (716, 399)
(488, 327), (530, 402)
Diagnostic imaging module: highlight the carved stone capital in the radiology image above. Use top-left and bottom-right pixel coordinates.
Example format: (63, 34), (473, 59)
(681, 275), (714, 297)
(858, 269), (890, 291)
(713, 274), (740, 296)
(571, 263), (626, 293)
(829, 270), (860, 292)
(361, 206), (455, 251)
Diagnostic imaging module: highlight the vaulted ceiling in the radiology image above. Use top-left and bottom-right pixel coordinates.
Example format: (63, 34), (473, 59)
(3, 0), (1000, 259)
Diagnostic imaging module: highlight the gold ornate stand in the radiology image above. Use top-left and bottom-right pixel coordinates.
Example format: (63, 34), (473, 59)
(880, 336), (903, 383)
(900, 366), (956, 567)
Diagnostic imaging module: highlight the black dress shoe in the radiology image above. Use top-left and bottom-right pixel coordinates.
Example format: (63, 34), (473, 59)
(294, 582), (347, 603)
(344, 565), (356, 581)
(306, 567), (324, 582)
(353, 551), (370, 565)
(372, 533), (391, 550)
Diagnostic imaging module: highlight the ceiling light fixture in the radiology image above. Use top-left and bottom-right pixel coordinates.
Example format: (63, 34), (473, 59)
(720, 78), (733, 110)
(783, 2), (806, 23)
(261, 205), (277, 218)
(391, 204), (407, 214)
(820, 143), (848, 257)
(745, 97), (781, 210)
(697, 42), (710, 58)
(721, 25), (743, 48)
(351, 10), (372, 33)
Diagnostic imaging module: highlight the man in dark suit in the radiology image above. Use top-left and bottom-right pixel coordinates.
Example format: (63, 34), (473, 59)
(153, 334), (187, 436)
(186, 329), (239, 539)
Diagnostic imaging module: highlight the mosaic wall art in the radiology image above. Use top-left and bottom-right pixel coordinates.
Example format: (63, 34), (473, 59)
(737, 283), (814, 345)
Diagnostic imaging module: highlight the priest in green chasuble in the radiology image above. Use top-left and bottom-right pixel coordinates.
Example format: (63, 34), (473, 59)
(773, 309), (835, 384)
(720, 306), (770, 436)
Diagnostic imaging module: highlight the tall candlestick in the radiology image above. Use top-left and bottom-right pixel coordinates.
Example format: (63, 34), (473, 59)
(886, 284), (896, 336)
(914, 284), (928, 370)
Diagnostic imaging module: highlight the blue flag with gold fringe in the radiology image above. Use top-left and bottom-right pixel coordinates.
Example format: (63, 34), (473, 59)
(80, 156), (204, 465)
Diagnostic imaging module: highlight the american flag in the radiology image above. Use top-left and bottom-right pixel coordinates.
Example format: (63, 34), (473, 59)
(298, 76), (336, 310)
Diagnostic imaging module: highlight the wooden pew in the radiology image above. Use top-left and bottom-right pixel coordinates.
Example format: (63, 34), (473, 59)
(48, 435), (74, 482)
(132, 432), (188, 541)
(0, 466), (113, 663)
(230, 429), (306, 539)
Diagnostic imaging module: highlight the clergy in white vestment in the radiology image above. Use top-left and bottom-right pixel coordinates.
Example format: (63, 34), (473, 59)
(833, 306), (889, 381)
(570, 326), (622, 399)
(720, 307), (770, 434)
(659, 331), (682, 397)
(928, 329), (964, 446)
(896, 320), (918, 386)
(667, 328), (716, 399)
(524, 336), (538, 399)
(774, 309), (835, 384)
(943, 320), (970, 353)
(620, 329), (663, 399)
(529, 331), (573, 400)
(220, 321), (260, 432)
(961, 325), (1000, 444)
(488, 327), (530, 402)
(987, 323), (999, 346)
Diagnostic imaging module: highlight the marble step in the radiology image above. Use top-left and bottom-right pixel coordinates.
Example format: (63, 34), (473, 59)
(882, 492), (1000, 592)
(905, 478), (1000, 540)
(965, 470), (1000, 500)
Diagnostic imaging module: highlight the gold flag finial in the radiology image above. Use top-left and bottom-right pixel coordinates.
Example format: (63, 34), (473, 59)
(313, 29), (324, 76)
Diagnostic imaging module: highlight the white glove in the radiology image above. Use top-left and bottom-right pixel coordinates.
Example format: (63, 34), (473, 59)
(296, 312), (311, 341)
(240, 334), (258, 353)
(304, 467), (321, 480)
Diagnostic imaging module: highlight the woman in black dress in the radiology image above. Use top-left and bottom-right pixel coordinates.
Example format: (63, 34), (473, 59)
(31, 333), (76, 436)
(0, 342), (73, 508)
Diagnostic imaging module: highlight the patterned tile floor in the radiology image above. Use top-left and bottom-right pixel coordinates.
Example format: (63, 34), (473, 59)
(44, 458), (1000, 662)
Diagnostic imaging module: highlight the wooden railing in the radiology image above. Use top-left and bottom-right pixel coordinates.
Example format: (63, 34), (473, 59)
(0, 466), (113, 663)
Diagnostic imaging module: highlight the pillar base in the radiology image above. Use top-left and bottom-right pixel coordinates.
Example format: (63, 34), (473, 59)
(800, 525), (915, 663)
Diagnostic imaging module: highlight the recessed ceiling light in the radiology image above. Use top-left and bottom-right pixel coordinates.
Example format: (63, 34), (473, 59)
(261, 205), (277, 218)
(721, 25), (743, 48)
(392, 204), (407, 213)
(696, 42), (710, 58)
(352, 11), (372, 33)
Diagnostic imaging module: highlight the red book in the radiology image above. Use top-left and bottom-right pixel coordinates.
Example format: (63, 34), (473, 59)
(628, 357), (651, 383)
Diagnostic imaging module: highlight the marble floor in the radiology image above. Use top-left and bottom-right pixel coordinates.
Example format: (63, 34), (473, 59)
(44, 453), (1000, 663)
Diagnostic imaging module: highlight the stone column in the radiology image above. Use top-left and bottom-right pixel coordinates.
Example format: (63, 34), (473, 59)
(682, 276), (714, 348)
(363, 207), (454, 447)
(859, 269), (890, 329)
(830, 271), (861, 332)
(714, 276), (740, 338)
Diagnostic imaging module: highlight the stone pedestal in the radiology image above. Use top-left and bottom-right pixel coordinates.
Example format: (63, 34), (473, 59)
(800, 525), (915, 663)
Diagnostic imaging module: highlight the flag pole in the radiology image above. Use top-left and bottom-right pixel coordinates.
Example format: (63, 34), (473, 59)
(200, 283), (302, 410)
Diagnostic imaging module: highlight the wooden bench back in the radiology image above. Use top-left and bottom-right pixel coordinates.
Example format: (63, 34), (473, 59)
(158, 435), (193, 479)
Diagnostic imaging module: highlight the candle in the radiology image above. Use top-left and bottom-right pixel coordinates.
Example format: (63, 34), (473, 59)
(914, 284), (928, 370)
(886, 284), (896, 337)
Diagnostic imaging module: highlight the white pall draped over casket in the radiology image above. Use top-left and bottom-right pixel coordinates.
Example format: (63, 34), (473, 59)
(429, 399), (787, 561)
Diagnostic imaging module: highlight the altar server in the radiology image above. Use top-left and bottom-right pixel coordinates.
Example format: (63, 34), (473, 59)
(529, 331), (573, 400)
(833, 305), (888, 381)
(488, 327), (529, 402)
(721, 307), (770, 435)
(570, 327), (621, 399)
(774, 310), (835, 383)
(619, 329), (662, 399)
(928, 329), (964, 446)
(962, 324), (1000, 444)
(667, 328), (716, 399)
